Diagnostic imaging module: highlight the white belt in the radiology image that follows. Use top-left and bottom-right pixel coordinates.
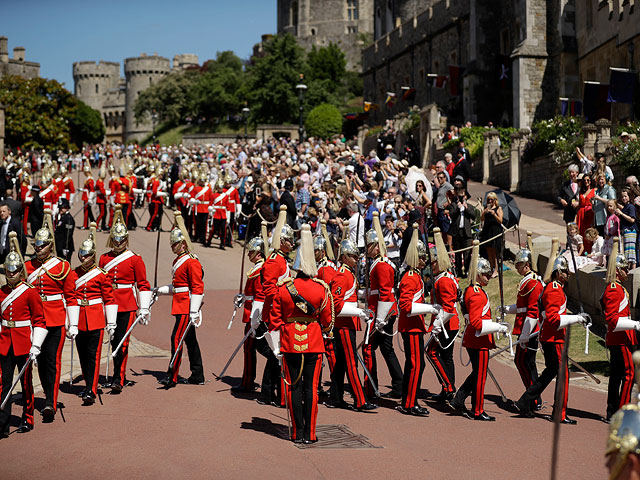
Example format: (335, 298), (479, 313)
(516, 307), (527, 313)
(369, 289), (379, 295)
(619, 316), (630, 321)
(173, 286), (189, 293)
(77, 298), (103, 306)
(41, 294), (63, 302)
(344, 302), (358, 308)
(213, 206), (225, 209)
(245, 296), (254, 301)
(1, 319), (31, 328)
(113, 284), (135, 290)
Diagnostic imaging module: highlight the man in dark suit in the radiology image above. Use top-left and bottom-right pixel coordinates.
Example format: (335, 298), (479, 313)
(54, 198), (75, 261)
(3, 189), (22, 221)
(28, 185), (44, 236)
(458, 141), (472, 165)
(0, 201), (26, 263)
(557, 164), (580, 224)
(279, 179), (297, 227)
(452, 149), (472, 183)
(448, 176), (477, 277)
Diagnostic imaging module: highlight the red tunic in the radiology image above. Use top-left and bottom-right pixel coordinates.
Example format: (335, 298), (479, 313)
(513, 272), (543, 335)
(398, 269), (426, 333)
(331, 265), (360, 330)
(368, 256), (398, 318)
(268, 277), (334, 354)
(25, 257), (75, 328)
(99, 250), (151, 312)
(147, 177), (165, 204)
(170, 253), (204, 315)
(462, 285), (496, 350)
(226, 187), (240, 213)
(40, 183), (58, 210)
(242, 261), (264, 323)
(114, 177), (130, 205)
(74, 265), (116, 331)
(62, 176), (75, 199)
(191, 185), (213, 214)
(260, 250), (290, 321)
(82, 177), (95, 203)
(602, 282), (635, 347)
(0, 282), (46, 356)
(211, 192), (229, 219)
(96, 179), (107, 204)
(429, 271), (460, 331)
(317, 259), (336, 284)
(173, 179), (189, 208)
(539, 281), (568, 343)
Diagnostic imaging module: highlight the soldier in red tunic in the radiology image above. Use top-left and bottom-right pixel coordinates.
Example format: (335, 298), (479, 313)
(498, 248), (544, 410)
(231, 236), (265, 393)
(189, 175), (212, 245)
(267, 224), (334, 443)
(156, 213), (205, 389)
(314, 233), (337, 391)
(95, 167), (108, 231)
(450, 241), (508, 421)
(81, 165), (96, 229)
(397, 226), (440, 416)
(515, 247), (590, 424)
(602, 243), (638, 422)
(98, 207), (152, 394)
(73, 225), (117, 405)
(362, 215), (403, 400)
(0, 237), (47, 435)
(145, 168), (168, 232)
(328, 238), (377, 411)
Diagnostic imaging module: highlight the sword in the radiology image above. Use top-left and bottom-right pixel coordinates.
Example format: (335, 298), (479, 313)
(490, 331), (539, 358)
(228, 294), (245, 330)
(112, 317), (141, 358)
(355, 350), (380, 397)
(280, 357), (292, 439)
(216, 328), (253, 380)
(487, 365), (508, 403)
(70, 338), (75, 385)
(169, 321), (193, 369)
(566, 233), (589, 354)
(0, 357), (33, 410)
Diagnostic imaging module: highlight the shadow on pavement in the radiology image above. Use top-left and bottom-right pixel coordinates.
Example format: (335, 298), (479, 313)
(240, 416), (288, 440)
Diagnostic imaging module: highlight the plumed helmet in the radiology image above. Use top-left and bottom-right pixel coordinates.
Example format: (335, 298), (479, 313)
(607, 403), (640, 480)
(416, 240), (427, 260)
(552, 256), (569, 275)
(313, 235), (327, 252)
(83, 165), (91, 174)
(514, 248), (532, 266)
(99, 166), (107, 179)
(78, 223), (97, 258)
(365, 229), (378, 247)
(614, 253), (629, 272)
(339, 239), (359, 257)
(170, 227), (186, 246)
(477, 256), (492, 275)
(34, 227), (54, 247)
(280, 223), (295, 244)
(246, 236), (265, 254)
(110, 222), (128, 244)
(4, 250), (24, 274)
(156, 168), (164, 178)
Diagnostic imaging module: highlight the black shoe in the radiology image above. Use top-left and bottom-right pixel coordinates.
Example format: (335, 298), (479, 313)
(350, 402), (378, 412)
(42, 405), (55, 423)
(187, 377), (205, 385)
(0, 428), (9, 439)
(82, 391), (96, 405)
(602, 416), (611, 424)
(111, 383), (123, 394)
(380, 391), (402, 399)
(231, 384), (255, 393)
(303, 439), (317, 444)
(560, 417), (577, 425)
(410, 406), (430, 416)
(448, 397), (467, 415)
(514, 398), (533, 417)
(204, 243), (212, 248)
(473, 412), (496, 421)
(534, 402), (544, 411)
(219, 246), (226, 250)
(430, 391), (454, 403)
(17, 420), (33, 433)
(163, 380), (177, 389)
(158, 376), (172, 386)
(323, 400), (348, 409)
(255, 398), (278, 407)
(293, 438), (304, 444)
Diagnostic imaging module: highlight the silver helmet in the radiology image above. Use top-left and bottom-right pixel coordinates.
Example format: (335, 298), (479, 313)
(416, 240), (427, 260)
(78, 237), (96, 258)
(313, 235), (327, 252)
(339, 239), (359, 257)
(246, 236), (265, 254)
(280, 223), (295, 245)
(4, 251), (24, 275)
(552, 256), (569, 275)
(365, 229), (378, 247)
(607, 403), (640, 480)
(514, 248), (532, 266)
(614, 253), (629, 272)
(110, 222), (128, 244)
(34, 227), (54, 247)
(477, 256), (492, 275)
(170, 227), (187, 246)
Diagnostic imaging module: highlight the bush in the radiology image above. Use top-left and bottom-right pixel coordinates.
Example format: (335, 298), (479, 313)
(305, 104), (343, 139)
(443, 126), (485, 158)
(365, 125), (383, 138)
(522, 115), (583, 164)
(611, 137), (640, 175)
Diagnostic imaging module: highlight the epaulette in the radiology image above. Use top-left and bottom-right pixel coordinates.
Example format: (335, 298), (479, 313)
(277, 277), (293, 287)
(312, 278), (330, 290)
(473, 285), (480, 293)
(25, 281), (35, 288)
(269, 252), (278, 260)
(552, 281), (560, 288)
(408, 270), (414, 276)
(610, 282), (617, 289)
(339, 266), (347, 273)
(188, 253), (197, 259)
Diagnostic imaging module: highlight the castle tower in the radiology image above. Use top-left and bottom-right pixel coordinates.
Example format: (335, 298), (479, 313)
(172, 53), (199, 71)
(124, 53), (171, 142)
(72, 61), (120, 112)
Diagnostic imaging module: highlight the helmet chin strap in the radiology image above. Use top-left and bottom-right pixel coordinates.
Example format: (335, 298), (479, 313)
(36, 245), (53, 262)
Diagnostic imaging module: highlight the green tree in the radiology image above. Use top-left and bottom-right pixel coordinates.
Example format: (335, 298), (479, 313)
(307, 43), (346, 89)
(305, 103), (343, 139)
(134, 69), (200, 126)
(69, 101), (105, 145)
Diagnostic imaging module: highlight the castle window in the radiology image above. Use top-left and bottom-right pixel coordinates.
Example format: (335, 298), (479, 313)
(347, 25), (358, 34)
(95, 84), (99, 94)
(291, 1), (298, 27)
(347, 0), (358, 21)
(311, 28), (316, 36)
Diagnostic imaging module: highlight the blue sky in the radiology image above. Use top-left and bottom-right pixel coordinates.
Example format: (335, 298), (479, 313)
(1, 0), (276, 90)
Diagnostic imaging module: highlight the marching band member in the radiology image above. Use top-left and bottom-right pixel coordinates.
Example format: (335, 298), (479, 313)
(514, 240), (590, 424)
(602, 239), (638, 423)
(328, 238), (377, 411)
(450, 240), (507, 421)
(73, 224), (117, 405)
(98, 206), (152, 394)
(0, 234), (46, 435)
(266, 224), (334, 444)
(426, 228), (460, 403)
(156, 213), (205, 389)
(363, 212), (403, 399)
(24, 211), (76, 423)
(81, 165), (96, 230)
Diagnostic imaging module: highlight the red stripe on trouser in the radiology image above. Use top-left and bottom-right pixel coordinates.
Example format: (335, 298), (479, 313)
(619, 346), (634, 409)
(21, 361), (34, 426)
(324, 339), (336, 372)
(170, 315), (190, 383)
(405, 334), (421, 408)
(426, 339), (452, 392)
(309, 355), (322, 441)
(283, 358), (297, 440)
(52, 327), (66, 410)
(147, 204), (159, 229)
(240, 324), (256, 388)
(108, 207), (114, 227)
(96, 204), (105, 227)
(473, 350), (488, 416)
(363, 343), (375, 396)
(280, 376), (287, 407)
(514, 346), (532, 387)
(555, 344), (569, 420)
(90, 330), (104, 395)
(23, 207), (30, 235)
(83, 203), (90, 228)
(340, 329), (366, 407)
(117, 312), (136, 386)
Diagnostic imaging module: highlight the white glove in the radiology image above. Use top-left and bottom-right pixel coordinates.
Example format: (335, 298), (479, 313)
(137, 308), (150, 326)
(581, 313), (592, 328)
(432, 315), (444, 335)
(265, 330), (282, 359)
(66, 305), (80, 340)
(189, 294), (204, 327)
(105, 304), (118, 339)
(189, 198), (197, 205)
(519, 316), (538, 343)
(338, 302), (363, 317)
(190, 312), (202, 328)
(208, 205), (215, 213)
(375, 316), (388, 331)
(358, 310), (371, 322)
(409, 302), (441, 317)
(375, 301), (394, 331)
(137, 290), (153, 326)
(250, 300), (264, 332)
(233, 294), (245, 308)
(155, 285), (173, 295)
(497, 322), (510, 334)
(559, 313), (590, 329)
(476, 320), (505, 336)
(614, 317), (640, 332)
(29, 326), (48, 360)
(498, 304), (517, 316)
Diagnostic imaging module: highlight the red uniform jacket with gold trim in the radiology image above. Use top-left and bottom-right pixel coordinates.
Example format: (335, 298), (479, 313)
(114, 177), (130, 205)
(147, 177), (164, 205)
(331, 265), (360, 331)
(317, 259), (336, 284)
(259, 250), (290, 300)
(368, 256), (398, 318)
(171, 253), (204, 315)
(0, 282), (45, 356)
(99, 250), (151, 312)
(96, 179), (107, 204)
(429, 271), (460, 331)
(602, 282), (634, 346)
(25, 257), (75, 328)
(73, 265), (116, 331)
(462, 285), (496, 349)
(268, 276), (334, 353)
(539, 281), (568, 343)
(243, 261), (264, 323)
(82, 177), (95, 202)
(226, 187), (240, 213)
(513, 272), (543, 335)
(173, 180), (189, 208)
(398, 269), (426, 333)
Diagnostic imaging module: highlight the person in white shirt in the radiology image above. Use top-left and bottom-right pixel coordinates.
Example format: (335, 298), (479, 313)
(345, 202), (365, 249)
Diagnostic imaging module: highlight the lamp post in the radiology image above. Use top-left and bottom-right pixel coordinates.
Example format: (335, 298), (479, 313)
(151, 109), (158, 145)
(242, 106), (250, 140)
(296, 74), (307, 142)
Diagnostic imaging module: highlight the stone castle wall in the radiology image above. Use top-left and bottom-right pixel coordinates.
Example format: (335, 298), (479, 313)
(0, 36), (40, 80)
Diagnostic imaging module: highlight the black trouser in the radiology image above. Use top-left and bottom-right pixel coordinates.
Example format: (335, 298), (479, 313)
(0, 348), (34, 432)
(451, 232), (472, 276)
(38, 325), (65, 411)
(426, 327), (457, 394)
(401, 332), (425, 409)
(83, 202), (95, 228)
(254, 324), (281, 403)
(96, 203), (107, 230)
(195, 212), (207, 244)
(363, 316), (403, 396)
(180, 205), (191, 236)
(127, 203), (137, 229)
(168, 314), (204, 383)
(331, 328), (367, 407)
(283, 353), (321, 441)
(607, 344), (636, 419)
(146, 202), (163, 231)
(76, 329), (104, 396)
(110, 311), (135, 388)
(455, 348), (489, 417)
(514, 336), (540, 408)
